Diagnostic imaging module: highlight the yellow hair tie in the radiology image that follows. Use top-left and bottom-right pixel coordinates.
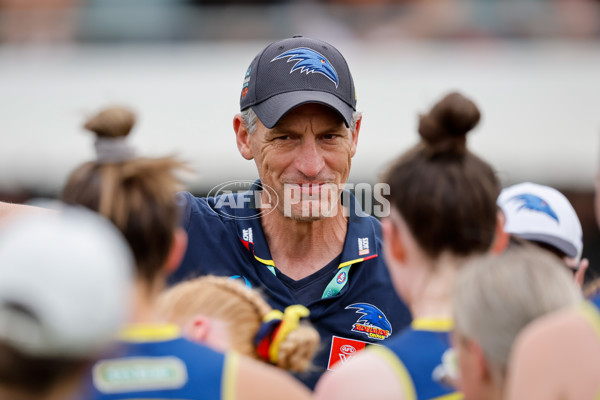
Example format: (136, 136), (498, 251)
(268, 305), (310, 364)
(263, 309), (284, 323)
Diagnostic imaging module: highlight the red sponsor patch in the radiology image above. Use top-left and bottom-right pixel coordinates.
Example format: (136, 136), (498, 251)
(327, 336), (378, 371)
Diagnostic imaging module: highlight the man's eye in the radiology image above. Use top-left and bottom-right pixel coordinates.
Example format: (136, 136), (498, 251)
(323, 134), (338, 140)
(274, 135), (290, 141)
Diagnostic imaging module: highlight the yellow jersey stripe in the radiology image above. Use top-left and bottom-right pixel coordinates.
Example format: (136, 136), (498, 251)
(578, 301), (600, 342)
(369, 345), (417, 400)
(579, 301), (600, 400)
(253, 254), (275, 266)
(338, 257), (365, 269)
(431, 392), (464, 400)
(411, 318), (454, 332)
(118, 324), (180, 342)
(222, 352), (239, 400)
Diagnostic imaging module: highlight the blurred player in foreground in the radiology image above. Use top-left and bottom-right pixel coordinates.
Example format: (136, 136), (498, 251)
(504, 177), (600, 399)
(0, 208), (133, 400)
(315, 92), (505, 399)
(453, 246), (581, 400)
(157, 276), (320, 372)
(62, 106), (311, 400)
(498, 182), (588, 286)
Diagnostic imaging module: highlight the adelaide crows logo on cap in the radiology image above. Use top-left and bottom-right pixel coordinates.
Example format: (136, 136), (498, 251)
(271, 47), (339, 88)
(510, 193), (559, 223)
(346, 303), (392, 340)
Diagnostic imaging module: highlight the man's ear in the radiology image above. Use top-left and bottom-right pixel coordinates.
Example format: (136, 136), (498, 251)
(350, 115), (361, 158)
(491, 210), (509, 254)
(470, 340), (493, 383)
(234, 114), (254, 160)
(382, 218), (406, 264)
(164, 228), (188, 274)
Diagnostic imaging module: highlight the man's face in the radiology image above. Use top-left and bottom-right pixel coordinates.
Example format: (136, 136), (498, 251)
(246, 104), (358, 221)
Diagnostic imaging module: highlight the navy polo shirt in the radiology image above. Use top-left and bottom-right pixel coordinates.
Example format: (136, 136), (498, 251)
(169, 181), (412, 389)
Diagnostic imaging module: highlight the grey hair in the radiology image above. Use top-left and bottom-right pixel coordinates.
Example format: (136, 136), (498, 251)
(241, 107), (362, 135)
(453, 244), (581, 389)
(240, 108), (260, 135)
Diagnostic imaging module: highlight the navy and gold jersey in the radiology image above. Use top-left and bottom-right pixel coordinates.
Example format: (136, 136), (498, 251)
(169, 181), (412, 388)
(580, 293), (600, 344)
(370, 319), (463, 400)
(590, 293), (600, 311)
(86, 324), (237, 400)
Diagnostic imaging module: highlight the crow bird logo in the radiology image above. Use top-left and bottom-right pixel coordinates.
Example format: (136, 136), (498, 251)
(346, 303), (392, 334)
(271, 47), (339, 88)
(510, 194), (559, 223)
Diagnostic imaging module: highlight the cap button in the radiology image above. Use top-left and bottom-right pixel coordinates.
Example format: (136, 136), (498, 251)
(292, 34), (303, 38)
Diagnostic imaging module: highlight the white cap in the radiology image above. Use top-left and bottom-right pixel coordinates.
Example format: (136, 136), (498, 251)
(498, 182), (583, 261)
(0, 207), (134, 358)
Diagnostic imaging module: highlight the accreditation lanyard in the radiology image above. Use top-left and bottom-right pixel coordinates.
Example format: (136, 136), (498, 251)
(258, 258), (351, 299)
(322, 264), (352, 299)
(251, 242), (377, 300)
(321, 255), (378, 299)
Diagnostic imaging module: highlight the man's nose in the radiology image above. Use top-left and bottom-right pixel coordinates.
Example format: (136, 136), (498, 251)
(295, 138), (325, 178)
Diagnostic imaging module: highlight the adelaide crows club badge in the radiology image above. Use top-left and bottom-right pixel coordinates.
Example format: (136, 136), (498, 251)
(346, 303), (392, 340)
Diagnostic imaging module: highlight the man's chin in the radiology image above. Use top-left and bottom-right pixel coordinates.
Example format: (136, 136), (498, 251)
(287, 213), (327, 223)
(284, 201), (340, 222)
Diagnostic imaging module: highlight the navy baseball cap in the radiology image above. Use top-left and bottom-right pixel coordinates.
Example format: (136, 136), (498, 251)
(240, 35), (357, 129)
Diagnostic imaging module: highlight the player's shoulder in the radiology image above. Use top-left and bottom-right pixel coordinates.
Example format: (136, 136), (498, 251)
(314, 348), (406, 400)
(385, 326), (420, 347)
(121, 337), (226, 377)
(512, 305), (584, 362)
(235, 355), (311, 400)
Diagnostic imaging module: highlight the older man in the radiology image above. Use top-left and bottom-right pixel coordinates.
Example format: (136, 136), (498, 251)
(170, 35), (411, 388)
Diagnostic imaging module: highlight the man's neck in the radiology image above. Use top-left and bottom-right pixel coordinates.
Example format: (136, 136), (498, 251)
(261, 207), (348, 281)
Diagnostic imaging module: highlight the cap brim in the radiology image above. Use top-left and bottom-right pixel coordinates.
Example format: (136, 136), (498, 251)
(516, 232), (578, 258)
(251, 91), (354, 129)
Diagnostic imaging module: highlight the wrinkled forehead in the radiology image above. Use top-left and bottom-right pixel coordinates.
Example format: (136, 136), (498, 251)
(272, 103), (347, 131)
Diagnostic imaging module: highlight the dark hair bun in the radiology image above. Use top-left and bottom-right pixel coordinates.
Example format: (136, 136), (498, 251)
(418, 92), (480, 154)
(84, 106), (136, 138)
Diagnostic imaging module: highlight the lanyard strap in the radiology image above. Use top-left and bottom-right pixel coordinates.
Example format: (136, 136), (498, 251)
(322, 265), (352, 299)
(251, 245), (375, 299)
(321, 255), (377, 299)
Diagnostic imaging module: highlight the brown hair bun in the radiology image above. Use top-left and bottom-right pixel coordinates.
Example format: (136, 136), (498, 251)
(418, 92), (480, 154)
(84, 106), (136, 138)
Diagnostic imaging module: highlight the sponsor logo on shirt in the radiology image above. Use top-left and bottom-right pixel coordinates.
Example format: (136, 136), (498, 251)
(358, 237), (369, 256)
(93, 356), (187, 394)
(327, 336), (376, 371)
(432, 348), (460, 389)
(242, 228), (253, 243)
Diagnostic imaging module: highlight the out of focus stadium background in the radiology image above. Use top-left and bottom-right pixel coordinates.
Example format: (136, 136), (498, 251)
(1, 0), (600, 278)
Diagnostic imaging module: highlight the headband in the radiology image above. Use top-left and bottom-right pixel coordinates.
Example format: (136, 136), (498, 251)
(94, 137), (136, 164)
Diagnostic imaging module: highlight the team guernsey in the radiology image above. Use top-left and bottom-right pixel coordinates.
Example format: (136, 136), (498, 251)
(169, 181), (412, 388)
(580, 293), (600, 348)
(370, 319), (463, 400)
(86, 324), (237, 400)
